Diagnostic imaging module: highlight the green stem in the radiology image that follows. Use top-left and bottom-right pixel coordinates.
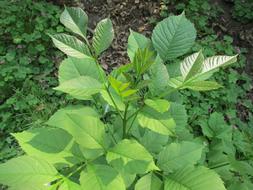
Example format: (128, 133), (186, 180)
(94, 58), (124, 119)
(66, 162), (86, 178)
(122, 103), (129, 138)
(210, 162), (230, 170)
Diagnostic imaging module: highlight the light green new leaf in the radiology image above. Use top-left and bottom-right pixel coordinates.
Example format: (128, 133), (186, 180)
(133, 48), (156, 76)
(180, 51), (204, 81)
(144, 98), (170, 113)
(194, 55), (237, 81)
(12, 128), (84, 167)
(48, 110), (105, 159)
(92, 18), (114, 56)
(50, 34), (91, 58)
(135, 173), (162, 190)
(138, 106), (176, 136)
(59, 57), (105, 83)
(127, 30), (151, 62)
(152, 13), (196, 61)
(106, 139), (158, 174)
(165, 166), (226, 190)
(80, 164), (125, 190)
(100, 89), (125, 111)
(60, 7), (88, 38)
(158, 141), (203, 172)
(183, 81), (223, 91)
(54, 76), (102, 100)
(0, 156), (58, 190)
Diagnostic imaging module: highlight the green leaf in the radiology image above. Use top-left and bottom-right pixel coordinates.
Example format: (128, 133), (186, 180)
(180, 51), (204, 81)
(158, 141), (203, 172)
(139, 130), (169, 154)
(108, 76), (137, 99)
(133, 48), (156, 76)
(165, 166), (226, 190)
(47, 106), (99, 127)
(194, 55), (237, 81)
(127, 30), (151, 62)
(12, 128), (84, 167)
(60, 7), (88, 38)
(148, 56), (170, 95)
(182, 81), (223, 91)
(168, 76), (184, 89)
(51, 178), (82, 190)
(106, 139), (158, 174)
(48, 111), (106, 159)
(0, 156), (58, 190)
(59, 57), (105, 84)
(169, 103), (193, 140)
(135, 173), (162, 190)
(203, 112), (232, 140)
(54, 76), (102, 100)
(100, 89), (125, 111)
(137, 106), (176, 136)
(92, 18), (114, 56)
(80, 164), (125, 190)
(50, 34), (91, 58)
(152, 13), (196, 61)
(144, 98), (170, 113)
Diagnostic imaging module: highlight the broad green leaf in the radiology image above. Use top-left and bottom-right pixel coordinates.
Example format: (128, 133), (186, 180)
(80, 164), (125, 190)
(54, 76), (102, 100)
(0, 156), (58, 190)
(194, 55), (237, 81)
(12, 128), (84, 167)
(180, 51), (204, 81)
(127, 30), (151, 62)
(165, 166), (226, 190)
(169, 103), (193, 140)
(106, 139), (158, 174)
(60, 7), (88, 38)
(50, 34), (91, 58)
(152, 13), (196, 61)
(182, 81), (223, 91)
(144, 98), (170, 113)
(135, 173), (162, 190)
(158, 141), (203, 172)
(148, 56), (170, 95)
(137, 106), (176, 136)
(59, 57), (105, 83)
(92, 18), (114, 56)
(47, 106), (99, 127)
(139, 130), (169, 154)
(48, 112), (106, 159)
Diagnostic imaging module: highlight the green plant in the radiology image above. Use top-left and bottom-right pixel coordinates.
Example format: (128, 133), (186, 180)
(0, 0), (66, 163)
(0, 7), (248, 190)
(232, 0), (253, 22)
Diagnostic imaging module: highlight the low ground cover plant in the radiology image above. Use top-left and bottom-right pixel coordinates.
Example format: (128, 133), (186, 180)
(0, 6), (251, 190)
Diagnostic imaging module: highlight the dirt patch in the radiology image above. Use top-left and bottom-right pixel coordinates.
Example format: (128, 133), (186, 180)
(77, 0), (159, 71)
(210, 0), (253, 76)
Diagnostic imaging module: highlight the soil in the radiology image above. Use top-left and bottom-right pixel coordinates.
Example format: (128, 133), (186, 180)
(52, 0), (253, 76)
